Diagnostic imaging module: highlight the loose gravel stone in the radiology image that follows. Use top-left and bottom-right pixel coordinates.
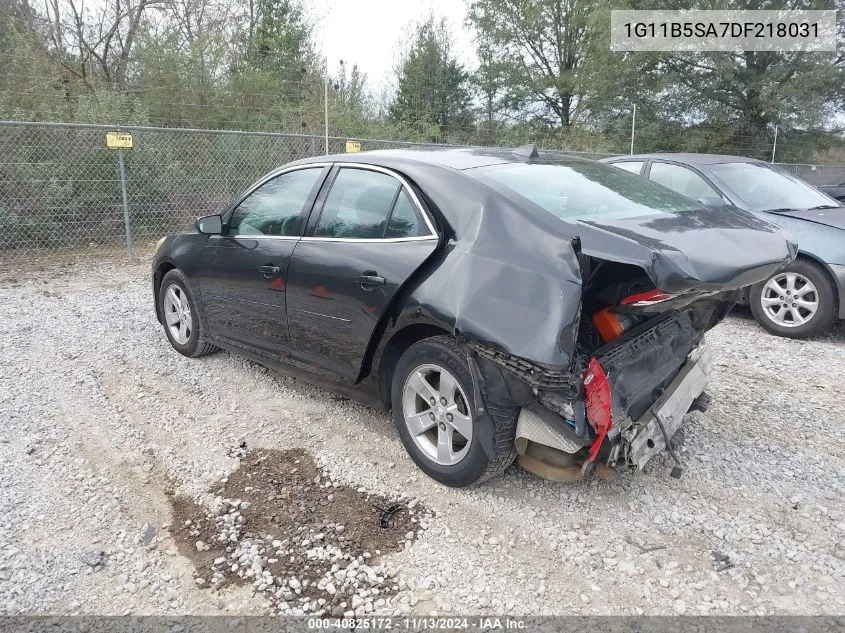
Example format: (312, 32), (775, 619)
(81, 551), (104, 568)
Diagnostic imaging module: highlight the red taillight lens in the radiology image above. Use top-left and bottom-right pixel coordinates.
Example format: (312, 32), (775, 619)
(583, 358), (612, 463)
(620, 288), (675, 306)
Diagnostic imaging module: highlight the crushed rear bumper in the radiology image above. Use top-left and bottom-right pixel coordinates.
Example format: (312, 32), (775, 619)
(621, 345), (713, 470)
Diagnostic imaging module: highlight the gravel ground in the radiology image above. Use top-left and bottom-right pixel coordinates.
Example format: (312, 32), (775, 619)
(1, 258), (843, 616)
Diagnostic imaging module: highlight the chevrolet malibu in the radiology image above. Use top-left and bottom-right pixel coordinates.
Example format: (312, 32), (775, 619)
(152, 147), (794, 487)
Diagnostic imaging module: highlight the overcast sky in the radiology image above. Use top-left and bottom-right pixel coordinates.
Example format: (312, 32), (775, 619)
(310, 0), (477, 88)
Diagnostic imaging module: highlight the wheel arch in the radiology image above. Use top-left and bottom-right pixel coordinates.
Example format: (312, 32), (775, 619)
(153, 260), (177, 324)
(795, 250), (836, 274)
(376, 323), (452, 409)
(794, 251), (841, 315)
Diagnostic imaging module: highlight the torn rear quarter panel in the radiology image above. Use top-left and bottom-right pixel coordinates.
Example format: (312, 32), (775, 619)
(395, 173), (584, 367)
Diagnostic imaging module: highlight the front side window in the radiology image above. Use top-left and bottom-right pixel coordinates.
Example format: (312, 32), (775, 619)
(228, 168), (323, 236)
(315, 169), (403, 239)
(648, 162), (721, 202)
(471, 160), (701, 222)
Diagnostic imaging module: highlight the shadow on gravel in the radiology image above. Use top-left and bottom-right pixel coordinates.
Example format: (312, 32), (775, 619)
(727, 305), (845, 343)
(168, 448), (428, 616)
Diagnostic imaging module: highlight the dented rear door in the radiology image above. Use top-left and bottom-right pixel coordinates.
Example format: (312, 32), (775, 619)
(285, 166), (439, 381)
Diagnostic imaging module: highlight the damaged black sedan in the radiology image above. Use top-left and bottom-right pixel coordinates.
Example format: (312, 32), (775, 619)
(152, 147), (795, 487)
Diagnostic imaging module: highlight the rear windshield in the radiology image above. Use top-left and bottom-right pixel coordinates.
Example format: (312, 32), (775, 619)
(471, 161), (701, 221)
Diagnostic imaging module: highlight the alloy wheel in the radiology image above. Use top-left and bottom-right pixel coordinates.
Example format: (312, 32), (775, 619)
(402, 364), (473, 466)
(163, 284), (193, 344)
(760, 272), (819, 328)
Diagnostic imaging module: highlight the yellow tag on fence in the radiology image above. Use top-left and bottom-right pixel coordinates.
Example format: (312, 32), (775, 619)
(345, 140), (362, 153)
(106, 131), (133, 150)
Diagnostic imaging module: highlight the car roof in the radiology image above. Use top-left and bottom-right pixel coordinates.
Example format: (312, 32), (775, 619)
(293, 146), (596, 171)
(603, 153), (768, 166)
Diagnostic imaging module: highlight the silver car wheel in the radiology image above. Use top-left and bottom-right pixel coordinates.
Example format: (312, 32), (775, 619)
(760, 272), (819, 328)
(402, 364), (473, 466)
(163, 284), (193, 345)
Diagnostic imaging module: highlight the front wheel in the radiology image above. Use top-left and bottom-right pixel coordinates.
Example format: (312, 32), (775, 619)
(750, 259), (838, 338)
(391, 336), (518, 487)
(158, 269), (218, 357)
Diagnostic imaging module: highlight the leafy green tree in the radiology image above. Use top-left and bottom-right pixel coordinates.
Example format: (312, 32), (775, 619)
(331, 61), (368, 113)
(467, 0), (597, 128)
(328, 60), (373, 136)
(0, 0), (57, 120)
(646, 0), (845, 129)
(227, 0), (322, 130)
(388, 16), (473, 141)
(472, 38), (510, 144)
(247, 0), (313, 78)
(583, 0), (845, 158)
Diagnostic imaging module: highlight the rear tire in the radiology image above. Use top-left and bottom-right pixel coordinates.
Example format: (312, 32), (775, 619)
(391, 335), (518, 487)
(158, 269), (217, 358)
(750, 259), (837, 338)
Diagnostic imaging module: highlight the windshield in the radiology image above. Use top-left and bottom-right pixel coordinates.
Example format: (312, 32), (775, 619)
(471, 161), (701, 222)
(709, 162), (837, 212)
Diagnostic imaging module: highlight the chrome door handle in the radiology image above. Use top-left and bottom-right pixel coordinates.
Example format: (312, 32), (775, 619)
(259, 265), (280, 278)
(355, 274), (386, 287)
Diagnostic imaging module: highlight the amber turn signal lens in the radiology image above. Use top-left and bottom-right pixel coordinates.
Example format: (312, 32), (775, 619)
(592, 307), (625, 343)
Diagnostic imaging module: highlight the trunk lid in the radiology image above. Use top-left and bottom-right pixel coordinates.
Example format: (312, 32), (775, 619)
(575, 206), (797, 294)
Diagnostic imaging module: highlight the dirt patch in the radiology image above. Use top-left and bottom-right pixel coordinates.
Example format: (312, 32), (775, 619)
(168, 448), (428, 616)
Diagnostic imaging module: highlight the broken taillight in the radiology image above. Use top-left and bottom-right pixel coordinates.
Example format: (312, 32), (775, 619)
(592, 307), (641, 343)
(583, 358), (612, 463)
(620, 288), (675, 306)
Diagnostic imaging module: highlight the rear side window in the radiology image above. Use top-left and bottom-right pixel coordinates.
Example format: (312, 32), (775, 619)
(385, 189), (428, 238)
(648, 162), (721, 202)
(314, 168), (431, 239)
(316, 169), (399, 238)
(611, 161), (644, 175)
(228, 168), (323, 236)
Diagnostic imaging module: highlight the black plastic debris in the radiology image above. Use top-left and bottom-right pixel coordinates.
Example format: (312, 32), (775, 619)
(712, 550), (735, 572)
(373, 503), (404, 529)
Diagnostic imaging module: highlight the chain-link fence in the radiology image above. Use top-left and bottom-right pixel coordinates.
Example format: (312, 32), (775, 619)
(1, 120), (843, 264)
(775, 163), (845, 187)
(0, 121), (464, 262)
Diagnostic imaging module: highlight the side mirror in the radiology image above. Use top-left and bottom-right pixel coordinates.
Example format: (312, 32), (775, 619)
(196, 214), (222, 235)
(696, 196), (728, 210)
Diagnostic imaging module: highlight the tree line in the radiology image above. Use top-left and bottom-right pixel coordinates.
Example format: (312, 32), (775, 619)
(1, 0), (844, 161)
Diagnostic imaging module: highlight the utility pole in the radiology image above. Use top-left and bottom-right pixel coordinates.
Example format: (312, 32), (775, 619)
(771, 125), (779, 163)
(630, 104), (636, 155)
(324, 56), (329, 155)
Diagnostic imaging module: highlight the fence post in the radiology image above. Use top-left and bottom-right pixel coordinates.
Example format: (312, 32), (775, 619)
(630, 104), (636, 155)
(311, 135), (317, 157)
(117, 149), (133, 262)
